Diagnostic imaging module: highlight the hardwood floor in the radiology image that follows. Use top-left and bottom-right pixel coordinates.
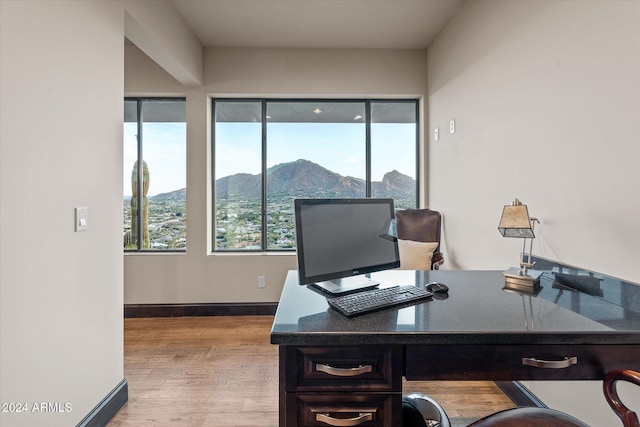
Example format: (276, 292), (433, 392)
(108, 316), (515, 427)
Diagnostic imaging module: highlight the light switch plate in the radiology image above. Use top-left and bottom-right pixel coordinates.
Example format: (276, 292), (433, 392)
(75, 207), (88, 232)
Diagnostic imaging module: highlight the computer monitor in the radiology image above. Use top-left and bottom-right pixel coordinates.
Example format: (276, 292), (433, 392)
(294, 198), (400, 295)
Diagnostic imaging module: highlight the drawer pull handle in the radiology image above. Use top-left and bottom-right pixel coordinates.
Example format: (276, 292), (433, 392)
(316, 363), (373, 377)
(522, 356), (578, 369)
(316, 412), (373, 426)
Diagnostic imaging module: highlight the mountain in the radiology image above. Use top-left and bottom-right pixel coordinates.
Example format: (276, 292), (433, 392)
(215, 172), (261, 199)
(373, 169), (416, 196)
(150, 187), (186, 202)
(216, 159), (414, 199)
(142, 160), (414, 201)
(267, 159), (365, 197)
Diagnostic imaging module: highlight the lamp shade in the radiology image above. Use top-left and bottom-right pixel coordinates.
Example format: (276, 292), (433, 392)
(498, 201), (535, 238)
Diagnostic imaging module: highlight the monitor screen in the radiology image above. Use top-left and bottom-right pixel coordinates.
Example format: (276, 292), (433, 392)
(294, 198), (400, 294)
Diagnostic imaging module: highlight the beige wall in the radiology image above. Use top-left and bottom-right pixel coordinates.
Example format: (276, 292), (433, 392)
(124, 46), (429, 304)
(428, 0), (640, 282)
(427, 0), (640, 424)
(0, 1), (124, 426)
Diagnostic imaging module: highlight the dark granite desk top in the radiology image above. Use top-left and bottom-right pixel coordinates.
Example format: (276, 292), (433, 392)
(270, 268), (640, 346)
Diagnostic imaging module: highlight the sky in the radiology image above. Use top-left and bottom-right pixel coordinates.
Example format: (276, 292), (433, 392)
(124, 121), (416, 197)
(123, 122), (186, 197)
(215, 122), (416, 182)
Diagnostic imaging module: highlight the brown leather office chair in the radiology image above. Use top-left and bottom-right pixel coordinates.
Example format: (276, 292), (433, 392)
(395, 208), (443, 270)
(404, 370), (640, 427)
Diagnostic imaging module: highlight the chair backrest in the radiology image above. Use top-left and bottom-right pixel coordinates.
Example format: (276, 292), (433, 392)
(468, 370), (640, 427)
(467, 407), (589, 427)
(401, 370), (640, 427)
(395, 208), (443, 270)
(395, 208), (442, 246)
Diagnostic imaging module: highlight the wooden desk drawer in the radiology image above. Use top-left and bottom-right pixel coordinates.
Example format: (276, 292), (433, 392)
(283, 346), (402, 392)
(286, 393), (401, 427)
(406, 344), (640, 381)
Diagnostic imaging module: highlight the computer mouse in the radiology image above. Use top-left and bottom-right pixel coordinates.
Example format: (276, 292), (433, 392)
(426, 282), (449, 293)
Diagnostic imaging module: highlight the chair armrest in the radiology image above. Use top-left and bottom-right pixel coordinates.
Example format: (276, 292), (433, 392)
(432, 252), (444, 270)
(604, 370), (640, 427)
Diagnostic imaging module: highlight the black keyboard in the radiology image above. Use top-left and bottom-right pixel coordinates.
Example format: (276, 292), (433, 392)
(327, 285), (433, 317)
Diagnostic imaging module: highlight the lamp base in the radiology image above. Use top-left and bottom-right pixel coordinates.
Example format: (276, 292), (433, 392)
(503, 267), (542, 289)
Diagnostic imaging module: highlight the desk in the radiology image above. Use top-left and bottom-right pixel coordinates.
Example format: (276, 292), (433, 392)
(270, 269), (640, 427)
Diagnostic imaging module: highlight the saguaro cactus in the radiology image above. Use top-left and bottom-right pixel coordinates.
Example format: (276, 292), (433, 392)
(131, 160), (150, 248)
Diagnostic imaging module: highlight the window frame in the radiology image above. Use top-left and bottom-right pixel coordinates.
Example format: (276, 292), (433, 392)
(124, 96), (187, 253)
(211, 97), (420, 253)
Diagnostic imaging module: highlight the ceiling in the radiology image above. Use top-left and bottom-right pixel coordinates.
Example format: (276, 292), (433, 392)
(170, 0), (464, 50)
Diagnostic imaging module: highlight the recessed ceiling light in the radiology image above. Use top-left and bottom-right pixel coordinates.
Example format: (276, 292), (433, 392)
(354, 115), (363, 120)
(313, 108), (322, 114)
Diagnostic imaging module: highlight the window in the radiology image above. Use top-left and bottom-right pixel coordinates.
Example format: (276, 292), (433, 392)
(213, 99), (418, 252)
(124, 98), (186, 251)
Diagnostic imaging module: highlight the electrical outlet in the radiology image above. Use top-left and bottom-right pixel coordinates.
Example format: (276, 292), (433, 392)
(434, 127), (439, 141)
(257, 276), (266, 288)
(449, 119), (455, 134)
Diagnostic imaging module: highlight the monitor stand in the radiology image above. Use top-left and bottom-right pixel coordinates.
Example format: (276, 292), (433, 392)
(311, 275), (379, 296)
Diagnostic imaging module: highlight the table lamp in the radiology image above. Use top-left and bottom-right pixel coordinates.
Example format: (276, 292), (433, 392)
(498, 199), (542, 288)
